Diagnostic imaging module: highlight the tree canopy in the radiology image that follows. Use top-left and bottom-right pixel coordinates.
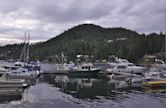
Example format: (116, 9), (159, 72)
(0, 24), (165, 63)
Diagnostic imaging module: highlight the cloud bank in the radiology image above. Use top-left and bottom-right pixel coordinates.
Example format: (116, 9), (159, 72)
(0, 0), (166, 45)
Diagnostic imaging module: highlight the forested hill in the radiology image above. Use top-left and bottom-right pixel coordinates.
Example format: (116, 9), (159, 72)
(0, 24), (165, 62)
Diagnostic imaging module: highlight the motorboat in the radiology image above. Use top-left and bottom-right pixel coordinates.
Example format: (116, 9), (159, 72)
(108, 58), (133, 67)
(142, 78), (166, 87)
(143, 68), (166, 87)
(69, 63), (100, 73)
(68, 63), (100, 77)
(106, 64), (146, 75)
(145, 68), (166, 79)
(153, 59), (166, 69)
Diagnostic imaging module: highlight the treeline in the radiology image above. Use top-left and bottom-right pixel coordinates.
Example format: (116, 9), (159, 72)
(0, 24), (165, 63)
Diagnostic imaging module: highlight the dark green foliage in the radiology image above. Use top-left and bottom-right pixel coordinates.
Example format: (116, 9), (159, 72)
(0, 24), (165, 62)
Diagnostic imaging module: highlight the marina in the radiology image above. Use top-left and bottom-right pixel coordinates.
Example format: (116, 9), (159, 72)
(0, 1), (165, 107)
(0, 62), (166, 108)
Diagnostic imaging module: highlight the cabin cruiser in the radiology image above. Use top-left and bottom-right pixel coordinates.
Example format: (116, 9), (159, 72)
(70, 63), (100, 72)
(108, 58), (133, 67)
(106, 64), (146, 76)
(142, 68), (166, 87)
(145, 68), (166, 79)
(153, 59), (166, 69)
(69, 63), (100, 74)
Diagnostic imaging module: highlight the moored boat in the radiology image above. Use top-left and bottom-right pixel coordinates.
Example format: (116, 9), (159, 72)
(143, 68), (166, 87)
(106, 64), (146, 76)
(142, 79), (166, 87)
(68, 63), (100, 77)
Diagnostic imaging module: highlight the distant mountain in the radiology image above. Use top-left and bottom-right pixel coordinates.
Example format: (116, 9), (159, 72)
(0, 24), (165, 63)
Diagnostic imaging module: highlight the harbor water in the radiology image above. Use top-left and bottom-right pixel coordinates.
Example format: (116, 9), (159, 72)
(0, 63), (166, 108)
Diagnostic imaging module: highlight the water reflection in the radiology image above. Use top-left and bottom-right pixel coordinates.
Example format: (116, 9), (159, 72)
(43, 74), (145, 101)
(0, 63), (166, 108)
(0, 77), (38, 105)
(0, 74), (166, 108)
(0, 89), (22, 103)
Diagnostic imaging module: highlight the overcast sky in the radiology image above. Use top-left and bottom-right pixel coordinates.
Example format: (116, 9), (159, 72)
(0, 0), (166, 45)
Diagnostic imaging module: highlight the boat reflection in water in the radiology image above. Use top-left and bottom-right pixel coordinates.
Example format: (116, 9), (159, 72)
(1, 73), (166, 108)
(0, 88), (23, 103)
(0, 76), (37, 104)
(43, 74), (144, 100)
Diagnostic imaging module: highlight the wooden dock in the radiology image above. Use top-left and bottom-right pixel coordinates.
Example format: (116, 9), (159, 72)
(0, 87), (23, 97)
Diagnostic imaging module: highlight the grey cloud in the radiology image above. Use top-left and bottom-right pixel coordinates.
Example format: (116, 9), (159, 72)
(5, 28), (55, 41)
(0, 0), (166, 45)
(31, 0), (114, 23)
(0, 0), (27, 13)
(102, 0), (166, 33)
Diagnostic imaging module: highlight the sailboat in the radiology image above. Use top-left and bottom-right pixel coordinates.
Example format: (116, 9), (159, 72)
(8, 33), (40, 80)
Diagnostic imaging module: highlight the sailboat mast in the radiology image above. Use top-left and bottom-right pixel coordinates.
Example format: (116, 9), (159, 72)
(165, 31), (166, 60)
(24, 33), (27, 64)
(27, 33), (30, 63)
(165, 14), (166, 61)
(62, 52), (64, 63)
(20, 33), (27, 62)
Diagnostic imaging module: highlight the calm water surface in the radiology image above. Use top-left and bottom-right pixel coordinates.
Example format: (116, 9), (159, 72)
(0, 63), (166, 108)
